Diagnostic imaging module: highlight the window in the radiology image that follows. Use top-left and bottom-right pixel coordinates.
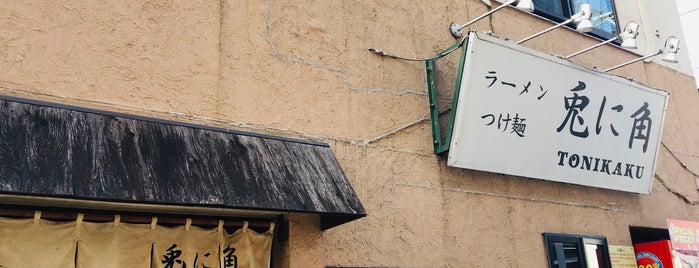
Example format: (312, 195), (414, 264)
(544, 233), (612, 268)
(532, 0), (619, 40)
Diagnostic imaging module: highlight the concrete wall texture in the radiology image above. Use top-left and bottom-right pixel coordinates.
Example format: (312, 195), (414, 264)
(1, 1), (698, 267)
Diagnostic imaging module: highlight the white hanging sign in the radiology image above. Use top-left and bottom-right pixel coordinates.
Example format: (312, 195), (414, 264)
(447, 32), (668, 194)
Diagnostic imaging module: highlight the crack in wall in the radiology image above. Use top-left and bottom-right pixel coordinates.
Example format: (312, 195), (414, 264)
(390, 182), (627, 216)
(670, 149), (699, 159)
(349, 87), (427, 96)
(216, 0), (225, 113)
(261, 0), (427, 97)
(655, 174), (697, 205)
(653, 142), (699, 206)
(662, 142), (699, 178)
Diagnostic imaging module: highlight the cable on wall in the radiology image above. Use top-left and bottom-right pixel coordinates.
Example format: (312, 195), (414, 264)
(661, 141), (699, 178)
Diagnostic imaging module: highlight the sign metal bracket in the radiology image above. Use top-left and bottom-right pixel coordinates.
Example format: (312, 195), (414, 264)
(425, 38), (468, 155)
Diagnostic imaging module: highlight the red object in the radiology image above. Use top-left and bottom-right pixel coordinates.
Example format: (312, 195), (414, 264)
(634, 240), (675, 268)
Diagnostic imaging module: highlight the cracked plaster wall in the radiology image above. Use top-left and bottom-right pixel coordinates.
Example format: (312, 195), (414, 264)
(1, 0), (699, 267)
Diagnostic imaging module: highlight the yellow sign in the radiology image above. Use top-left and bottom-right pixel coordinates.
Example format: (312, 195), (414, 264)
(609, 245), (638, 268)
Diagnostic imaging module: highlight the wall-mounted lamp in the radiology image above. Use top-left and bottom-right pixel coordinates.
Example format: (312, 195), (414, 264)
(620, 21), (641, 49)
(517, 3), (593, 44)
(565, 21), (640, 59)
(573, 3), (594, 33)
(662, 36), (680, 63)
(449, 0), (534, 38)
(604, 36), (680, 72)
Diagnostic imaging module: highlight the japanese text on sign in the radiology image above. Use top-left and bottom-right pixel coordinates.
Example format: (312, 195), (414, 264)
(448, 32), (668, 194)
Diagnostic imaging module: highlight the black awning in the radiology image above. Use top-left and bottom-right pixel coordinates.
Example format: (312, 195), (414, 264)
(0, 95), (365, 229)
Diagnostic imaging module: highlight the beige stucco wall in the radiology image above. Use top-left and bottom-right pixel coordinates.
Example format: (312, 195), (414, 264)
(1, 1), (698, 267)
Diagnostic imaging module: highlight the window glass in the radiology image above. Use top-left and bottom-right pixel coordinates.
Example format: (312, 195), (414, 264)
(533, 0), (567, 20)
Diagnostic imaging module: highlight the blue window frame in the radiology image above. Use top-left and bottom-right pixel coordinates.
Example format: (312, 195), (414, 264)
(532, 0), (619, 40)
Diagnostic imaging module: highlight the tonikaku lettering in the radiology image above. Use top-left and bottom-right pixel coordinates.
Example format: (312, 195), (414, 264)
(557, 151), (645, 179)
